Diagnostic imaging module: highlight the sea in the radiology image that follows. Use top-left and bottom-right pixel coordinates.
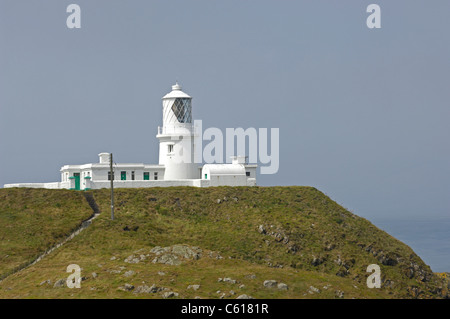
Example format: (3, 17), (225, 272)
(370, 217), (450, 273)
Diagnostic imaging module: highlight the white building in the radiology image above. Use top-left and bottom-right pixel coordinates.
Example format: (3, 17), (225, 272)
(4, 83), (257, 190)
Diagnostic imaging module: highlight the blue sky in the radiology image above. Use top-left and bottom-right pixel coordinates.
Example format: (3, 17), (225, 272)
(1, 0), (449, 227)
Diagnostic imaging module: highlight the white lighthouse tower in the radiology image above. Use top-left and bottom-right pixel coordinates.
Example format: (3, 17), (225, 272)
(156, 82), (199, 180)
(4, 81), (258, 190)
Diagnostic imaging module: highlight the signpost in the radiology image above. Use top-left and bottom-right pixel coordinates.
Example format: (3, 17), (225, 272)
(110, 153), (114, 220)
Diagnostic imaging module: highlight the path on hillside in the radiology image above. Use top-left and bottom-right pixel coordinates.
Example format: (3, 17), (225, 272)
(0, 192), (101, 283)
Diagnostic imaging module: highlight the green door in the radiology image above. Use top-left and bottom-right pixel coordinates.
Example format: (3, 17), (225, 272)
(73, 173), (80, 191)
(121, 171), (126, 180)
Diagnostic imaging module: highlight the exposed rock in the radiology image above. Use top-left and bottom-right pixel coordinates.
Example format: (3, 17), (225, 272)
(208, 251), (224, 260)
(223, 277), (237, 284)
(383, 280), (395, 289)
(108, 269), (122, 274)
(379, 253), (400, 266)
(40, 279), (51, 286)
(336, 268), (349, 277)
(335, 290), (345, 298)
(158, 271), (166, 276)
(258, 225), (266, 235)
(91, 272), (98, 279)
(187, 284), (201, 291)
(229, 290), (235, 295)
(162, 291), (179, 299)
(150, 244), (202, 266)
(124, 270), (136, 277)
(239, 284), (246, 289)
(171, 244), (202, 260)
(124, 254), (143, 264)
(287, 244), (299, 254)
(152, 254), (181, 266)
(118, 283), (134, 291)
(311, 256), (325, 266)
(246, 274), (256, 279)
(308, 286), (320, 294)
(263, 280), (278, 288)
(236, 294), (254, 299)
(110, 256), (117, 261)
(134, 284), (163, 294)
(277, 283), (289, 290)
(409, 286), (422, 298)
(273, 232), (284, 242)
(53, 279), (66, 288)
(134, 285), (152, 294)
(406, 268), (415, 279)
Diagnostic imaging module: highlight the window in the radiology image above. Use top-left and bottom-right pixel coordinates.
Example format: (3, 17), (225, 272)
(121, 171), (126, 181)
(144, 172), (150, 180)
(171, 98), (192, 123)
(154, 172), (158, 181)
(168, 144), (174, 153)
(246, 172), (251, 177)
(204, 174), (207, 179)
(108, 172), (115, 181)
(131, 171), (135, 181)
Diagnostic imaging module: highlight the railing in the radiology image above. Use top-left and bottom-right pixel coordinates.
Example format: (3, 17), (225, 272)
(158, 124), (195, 135)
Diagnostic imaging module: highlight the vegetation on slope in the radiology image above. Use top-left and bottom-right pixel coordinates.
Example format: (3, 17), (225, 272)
(0, 189), (93, 280)
(0, 186), (447, 299)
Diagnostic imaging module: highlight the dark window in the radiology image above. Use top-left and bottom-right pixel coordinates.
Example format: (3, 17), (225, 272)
(154, 172), (158, 181)
(108, 172), (115, 180)
(144, 172), (150, 180)
(246, 171), (251, 177)
(171, 98), (192, 123)
(131, 171), (135, 181)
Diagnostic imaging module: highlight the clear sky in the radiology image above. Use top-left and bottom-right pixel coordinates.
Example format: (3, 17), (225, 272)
(1, 0), (449, 226)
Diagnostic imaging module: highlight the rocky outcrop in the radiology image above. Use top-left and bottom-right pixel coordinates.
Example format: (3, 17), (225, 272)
(134, 284), (164, 294)
(263, 280), (288, 290)
(151, 245), (202, 266)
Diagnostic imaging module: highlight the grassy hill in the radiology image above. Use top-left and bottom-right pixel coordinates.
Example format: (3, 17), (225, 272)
(0, 186), (448, 299)
(0, 189), (93, 280)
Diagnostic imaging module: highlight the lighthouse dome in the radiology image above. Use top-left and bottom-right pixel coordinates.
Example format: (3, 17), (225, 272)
(162, 82), (192, 100)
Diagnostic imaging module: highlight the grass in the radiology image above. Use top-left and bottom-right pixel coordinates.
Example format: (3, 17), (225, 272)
(0, 186), (447, 299)
(0, 189), (92, 280)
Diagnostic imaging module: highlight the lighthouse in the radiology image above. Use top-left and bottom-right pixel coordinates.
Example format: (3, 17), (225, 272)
(156, 82), (200, 180)
(4, 81), (258, 189)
